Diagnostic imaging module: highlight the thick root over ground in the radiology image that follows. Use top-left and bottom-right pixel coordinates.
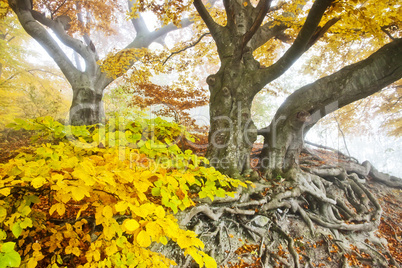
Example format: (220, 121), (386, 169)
(157, 147), (402, 267)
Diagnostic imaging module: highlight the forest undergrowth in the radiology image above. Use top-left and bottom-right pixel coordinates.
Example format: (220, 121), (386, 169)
(0, 117), (401, 268)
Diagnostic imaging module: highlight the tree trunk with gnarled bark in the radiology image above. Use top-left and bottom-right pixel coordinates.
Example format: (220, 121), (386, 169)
(194, 0), (336, 176)
(7, 0), (191, 125)
(258, 38), (402, 177)
(205, 57), (259, 177)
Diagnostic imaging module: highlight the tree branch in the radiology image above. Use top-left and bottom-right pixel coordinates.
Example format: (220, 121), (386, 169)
(241, 0), (271, 52)
(30, 10), (96, 73)
(260, 39), (402, 167)
(76, 3), (99, 70)
(127, 0), (150, 35)
(97, 5), (194, 89)
(8, 0), (79, 84)
(306, 17), (341, 49)
(250, 21), (288, 51)
(193, 0), (223, 38)
(163, 32), (211, 65)
(255, 0), (334, 92)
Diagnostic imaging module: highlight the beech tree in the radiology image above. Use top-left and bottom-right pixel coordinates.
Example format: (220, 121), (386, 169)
(3, 1), (402, 266)
(186, 0), (402, 177)
(4, 0), (192, 125)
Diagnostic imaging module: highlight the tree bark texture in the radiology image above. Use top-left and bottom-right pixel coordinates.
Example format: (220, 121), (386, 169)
(205, 56), (259, 176)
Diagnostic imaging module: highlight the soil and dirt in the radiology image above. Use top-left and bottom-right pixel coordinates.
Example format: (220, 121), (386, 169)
(1, 129), (401, 268)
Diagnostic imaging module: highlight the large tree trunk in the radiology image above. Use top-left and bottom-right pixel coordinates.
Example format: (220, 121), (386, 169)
(259, 38), (402, 177)
(69, 86), (105, 126)
(205, 55), (260, 177)
(68, 71), (108, 126)
(193, 0), (334, 175)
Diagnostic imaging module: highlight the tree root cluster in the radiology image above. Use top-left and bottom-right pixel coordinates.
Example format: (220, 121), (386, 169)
(163, 147), (402, 267)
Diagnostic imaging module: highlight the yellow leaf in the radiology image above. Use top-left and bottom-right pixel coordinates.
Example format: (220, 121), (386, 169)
(183, 173), (196, 184)
(115, 201), (128, 213)
(31, 176), (47, 188)
(93, 250), (101, 261)
(134, 180), (151, 193)
(154, 206), (165, 218)
(103, 206), (114, 219)
(32, 243), (41, 251)
(76, 204), (89, 220)
(159, 236), (168, 245)
(51, 173), (64, 181)
(105, 242), (118, 256)
(186, 247), (203, 266)
(59, 191), (71, 203)
(50, 203), (65, 216)
(204, 254), (217, 268)
(71, 186), (90, 201)
(27, 258), (37, 268)
(0, 187), (10, 196)
(72, 168), (95, 186)
(177, 235), (194, 249)
(72, 246), (81, 256)
(146, 221), (161, 239)
(103, 225), (116, 240)
(131, 203), (154, 218)
(137, 230), (151, 248)
(123, 219), (139, 232)
(0, 207), (7, 222)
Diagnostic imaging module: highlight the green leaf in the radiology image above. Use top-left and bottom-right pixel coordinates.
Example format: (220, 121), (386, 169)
(151, 187), (161, 196)
(20, 218), (33, 229)
(11, 223), (22, 238)
(20, 205), (31, 217)
(3, 251), (21, 267)
(25, 195), (40, 206)
(1, 242), (16, 253)
(116, 236), (128, 248)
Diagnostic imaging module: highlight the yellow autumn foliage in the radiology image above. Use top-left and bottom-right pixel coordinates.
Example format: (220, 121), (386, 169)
(0, 116), (249, 267)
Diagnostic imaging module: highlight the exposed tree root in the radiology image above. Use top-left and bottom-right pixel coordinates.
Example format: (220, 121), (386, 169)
(164, 147), (402, 267)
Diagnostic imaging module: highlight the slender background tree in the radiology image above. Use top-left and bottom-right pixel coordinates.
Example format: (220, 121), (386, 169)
(4, 0), (194, 125)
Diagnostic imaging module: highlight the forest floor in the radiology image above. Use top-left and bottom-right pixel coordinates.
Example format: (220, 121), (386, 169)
(0, 129), (401, 267)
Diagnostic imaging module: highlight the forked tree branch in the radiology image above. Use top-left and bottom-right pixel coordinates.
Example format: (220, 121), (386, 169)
(30, 10), (95, 71)
(8, 0), (79, 83)
(241, 0), (271, 52)
(193, 0), (223, 39)
(306, 17), (340, 49)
